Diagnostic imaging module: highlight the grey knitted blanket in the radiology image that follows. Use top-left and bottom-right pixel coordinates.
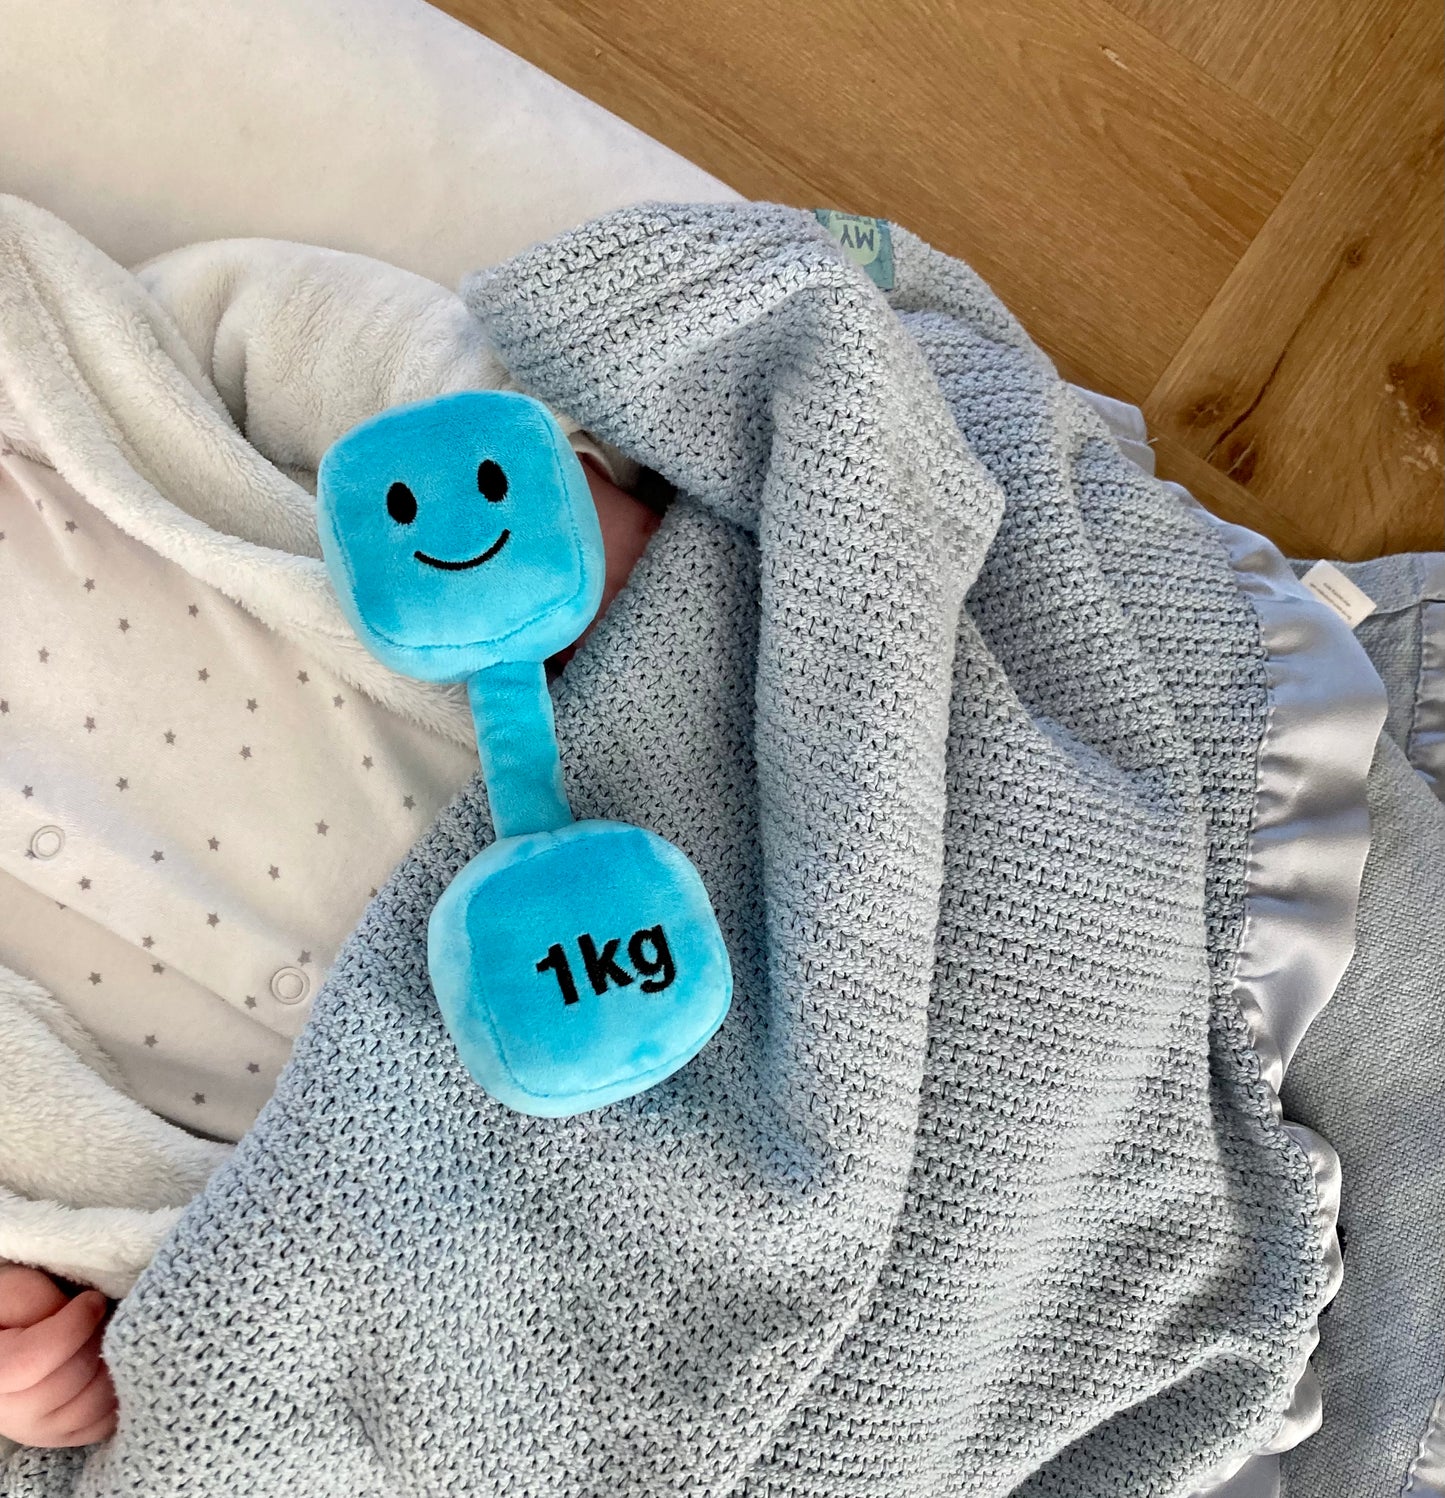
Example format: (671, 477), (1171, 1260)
(3, 205), (1330, 1496)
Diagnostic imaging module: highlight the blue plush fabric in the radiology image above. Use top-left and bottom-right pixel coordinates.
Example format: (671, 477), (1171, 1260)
(1, 204), (1340, 1496)
(429, 818), (731, 1116)
(467, 662), (572, 836)
(320, 391), (731, 1118)
(316, 391), (603, 682)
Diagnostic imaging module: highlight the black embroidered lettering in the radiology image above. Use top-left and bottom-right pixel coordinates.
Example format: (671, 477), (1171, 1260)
(628, 925), (676, 994)
(578, 933), (634, 994)
(536, 942), (580, 1005)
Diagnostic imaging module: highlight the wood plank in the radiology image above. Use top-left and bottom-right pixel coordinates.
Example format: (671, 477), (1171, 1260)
(1149, 434), (1326, 557)
(1108, 0), (1413, 144)
(1143, 0), (1444, 559)
(435, 0), (1307, 402)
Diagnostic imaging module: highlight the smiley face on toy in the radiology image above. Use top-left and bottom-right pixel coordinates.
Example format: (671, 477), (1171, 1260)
(317, 391), (605, 682)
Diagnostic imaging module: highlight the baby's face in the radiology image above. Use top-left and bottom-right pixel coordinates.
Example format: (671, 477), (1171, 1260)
(318, 392), (604, 682)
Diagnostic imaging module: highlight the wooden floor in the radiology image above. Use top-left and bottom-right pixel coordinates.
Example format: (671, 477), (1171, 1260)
(439, 0), (1443, 559)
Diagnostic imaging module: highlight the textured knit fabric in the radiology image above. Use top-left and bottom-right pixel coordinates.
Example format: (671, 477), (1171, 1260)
(1, 204), (1331, 1497)
(1280, 565), (1445, 1498)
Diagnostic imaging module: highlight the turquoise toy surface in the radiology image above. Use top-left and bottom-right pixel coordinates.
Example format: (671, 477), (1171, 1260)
(317, 391), (731, 1116)
(317, 391), (603, 683)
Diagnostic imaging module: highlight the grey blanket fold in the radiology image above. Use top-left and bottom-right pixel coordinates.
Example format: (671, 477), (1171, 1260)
(3, 204), (1327, 1497)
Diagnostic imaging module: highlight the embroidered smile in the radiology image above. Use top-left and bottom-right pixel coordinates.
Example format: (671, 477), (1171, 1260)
(413, 530), (511, 570)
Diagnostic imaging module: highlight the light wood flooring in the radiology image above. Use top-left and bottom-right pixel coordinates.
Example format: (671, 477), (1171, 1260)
(438, 0), (1444, 558)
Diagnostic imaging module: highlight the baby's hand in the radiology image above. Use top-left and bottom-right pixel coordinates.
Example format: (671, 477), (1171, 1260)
(0, 1265), (117, 1447)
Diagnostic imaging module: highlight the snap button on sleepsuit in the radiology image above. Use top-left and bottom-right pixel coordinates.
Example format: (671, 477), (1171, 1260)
(28, 825), (64, 859)
(269, 966), (310, 1004)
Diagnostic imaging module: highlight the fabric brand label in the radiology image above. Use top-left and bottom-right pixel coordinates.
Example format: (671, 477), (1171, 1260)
(814, 210), (896, 290)
(1301, 560), (1377, 628)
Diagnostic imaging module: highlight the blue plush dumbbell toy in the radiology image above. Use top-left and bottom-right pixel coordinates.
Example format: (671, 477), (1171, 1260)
(318, 392), (731, 1117)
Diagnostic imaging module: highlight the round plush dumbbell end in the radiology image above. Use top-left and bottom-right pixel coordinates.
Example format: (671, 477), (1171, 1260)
(427, 820), (732, 1117)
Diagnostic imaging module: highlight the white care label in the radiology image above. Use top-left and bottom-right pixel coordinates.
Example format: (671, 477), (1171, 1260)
(1301, 560), (1377, 628)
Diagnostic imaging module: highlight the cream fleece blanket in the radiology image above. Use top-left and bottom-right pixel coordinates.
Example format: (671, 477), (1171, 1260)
(0, 194), (614, 1298)
(0, 965), (228, 1300)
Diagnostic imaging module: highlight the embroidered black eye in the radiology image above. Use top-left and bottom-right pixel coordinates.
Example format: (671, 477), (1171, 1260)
(386, 482), (417, 525)
(477, 460), (508, 503)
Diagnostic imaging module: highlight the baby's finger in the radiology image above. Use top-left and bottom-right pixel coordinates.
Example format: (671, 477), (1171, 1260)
(0, 1291), (107, 1394)
(7, 1324), (105, 1421)
(0, 1266), (69, 1330)
(45, 1405), (118, 1449)
(38, 1365), (118, 1448)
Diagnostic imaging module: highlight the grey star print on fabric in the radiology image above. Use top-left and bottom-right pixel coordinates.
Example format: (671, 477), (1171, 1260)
(0, 477), (463, 1111)
(88, 972), (101, 985)
(22, 786), (32, 798)
(63, 520), (77, 533)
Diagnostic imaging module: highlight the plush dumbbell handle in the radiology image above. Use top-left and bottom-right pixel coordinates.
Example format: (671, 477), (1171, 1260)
(468, 660), (573, 839)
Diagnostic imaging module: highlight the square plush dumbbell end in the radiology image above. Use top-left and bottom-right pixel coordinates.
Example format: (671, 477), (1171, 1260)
(317, 391), (604, 682)
(428, 821), (733, 1116)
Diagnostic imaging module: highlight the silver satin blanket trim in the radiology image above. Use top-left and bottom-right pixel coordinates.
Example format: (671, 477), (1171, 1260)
(1073, 388), (1387, 1498)
(1407, 558), (1445, 802)
(1403, 556), (1445, 1497)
